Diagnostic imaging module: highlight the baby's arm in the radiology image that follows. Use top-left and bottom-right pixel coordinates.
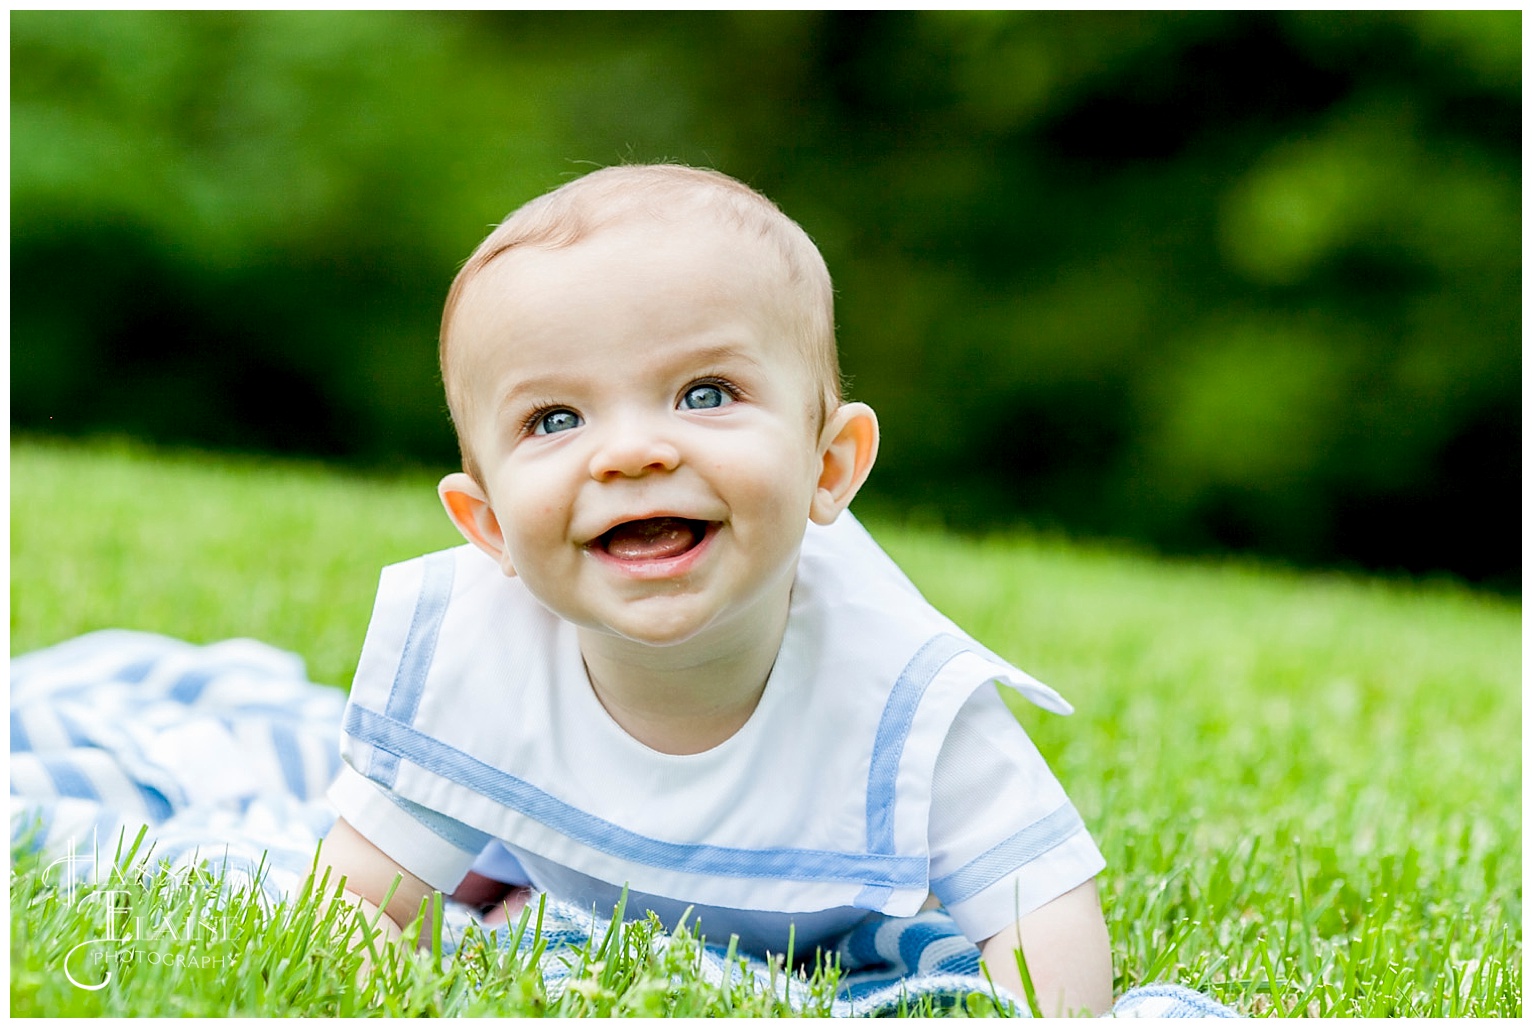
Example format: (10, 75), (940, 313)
(980, 878), (1113, 1017)
(927, 685), (1113, 1015)
(315, 816), (436, 946)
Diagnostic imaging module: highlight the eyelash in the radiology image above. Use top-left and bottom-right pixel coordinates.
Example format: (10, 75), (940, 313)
(519, 402), (573, 436)
(682, 376), (744, 405)
(517, 376), (745, 436)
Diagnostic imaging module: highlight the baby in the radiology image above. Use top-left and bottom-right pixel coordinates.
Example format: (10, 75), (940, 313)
(317, 164), (1112, 1015)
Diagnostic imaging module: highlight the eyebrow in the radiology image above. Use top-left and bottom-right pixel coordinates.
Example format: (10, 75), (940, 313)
(671, 343), (766, 374)
(492, 342), (766, 419)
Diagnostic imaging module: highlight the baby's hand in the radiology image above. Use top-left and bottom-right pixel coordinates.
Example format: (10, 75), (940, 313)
(980, 878), (1113, 1017)
(450, 870), (533, 926)
(316, 817), (434, 947)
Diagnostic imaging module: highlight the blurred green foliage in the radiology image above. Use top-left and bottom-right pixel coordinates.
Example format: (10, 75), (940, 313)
(11, 11), (1520, 587)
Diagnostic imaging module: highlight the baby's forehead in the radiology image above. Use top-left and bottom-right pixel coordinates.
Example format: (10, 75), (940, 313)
(451, 220), (796, 358)
(441, 167), (839, 425)
(471, 211), (807, 319)
(526, 203), (787, 270)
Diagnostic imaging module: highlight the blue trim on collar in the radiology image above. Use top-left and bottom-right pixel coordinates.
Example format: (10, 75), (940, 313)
(343, 704), (928, 889)
(370, 549), (455, 787)
(385, 550), (456, 727)
(863, 633), (970, 855)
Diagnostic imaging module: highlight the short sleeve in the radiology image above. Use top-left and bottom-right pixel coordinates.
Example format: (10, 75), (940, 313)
(327, 549), (492, 893)
(927, 684), (1105, 943)
(328, 763), (489, 893)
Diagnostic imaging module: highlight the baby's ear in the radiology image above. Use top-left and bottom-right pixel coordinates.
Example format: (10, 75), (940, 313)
(810, 402), (880, 525)
(438, 473), (517, 577)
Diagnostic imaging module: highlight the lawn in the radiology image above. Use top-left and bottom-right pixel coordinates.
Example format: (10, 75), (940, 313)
(9, 438), (1522, 1016)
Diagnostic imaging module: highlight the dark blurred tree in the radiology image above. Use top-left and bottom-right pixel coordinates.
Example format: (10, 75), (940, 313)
(13, 11), (562, 461)
(10, 10), (1520, 587)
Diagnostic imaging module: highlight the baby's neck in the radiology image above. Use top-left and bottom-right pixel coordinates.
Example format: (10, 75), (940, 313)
(576, 595), (791, 756)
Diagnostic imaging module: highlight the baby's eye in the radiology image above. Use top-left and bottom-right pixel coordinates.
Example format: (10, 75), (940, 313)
(533, 408), (583, 435)
(679, 383), (734, 410)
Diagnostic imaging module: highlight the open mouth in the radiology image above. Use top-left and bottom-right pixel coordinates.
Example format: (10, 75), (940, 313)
(594, 517), (712, 562)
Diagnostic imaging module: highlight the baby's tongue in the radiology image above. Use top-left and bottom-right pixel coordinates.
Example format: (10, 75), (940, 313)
(603, 518), (699, 561)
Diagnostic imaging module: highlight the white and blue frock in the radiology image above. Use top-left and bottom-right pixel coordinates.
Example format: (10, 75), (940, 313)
(329, 514), (1105, 957)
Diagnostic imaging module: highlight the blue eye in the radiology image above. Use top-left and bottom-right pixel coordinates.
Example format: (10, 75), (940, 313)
(680, 384), (733, 410)
(534, 408), (582, 435)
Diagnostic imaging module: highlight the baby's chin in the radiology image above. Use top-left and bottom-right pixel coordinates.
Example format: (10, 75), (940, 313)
(560, 588), (789, 654)
(528, 546), (800, 651)
(570, 601), (727, 650)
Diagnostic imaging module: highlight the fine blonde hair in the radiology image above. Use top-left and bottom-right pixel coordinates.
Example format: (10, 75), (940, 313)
(439, 164), (840, 482)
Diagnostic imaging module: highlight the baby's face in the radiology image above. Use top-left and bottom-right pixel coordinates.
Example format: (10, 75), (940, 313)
(446, 216), (826, 648)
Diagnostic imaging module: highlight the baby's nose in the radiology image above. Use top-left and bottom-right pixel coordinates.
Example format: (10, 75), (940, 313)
(588, 423), (681, 480)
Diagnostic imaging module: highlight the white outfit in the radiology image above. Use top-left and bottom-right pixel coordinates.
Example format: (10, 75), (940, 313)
(329, 514), (1104, 955)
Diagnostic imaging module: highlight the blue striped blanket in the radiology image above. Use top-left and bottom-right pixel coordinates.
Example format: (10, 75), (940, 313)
(10, 630), (1232, 1017)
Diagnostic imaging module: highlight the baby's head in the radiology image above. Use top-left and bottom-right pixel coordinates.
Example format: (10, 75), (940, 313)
(441, 164), (841, 484)
(434, 164), (878, 648)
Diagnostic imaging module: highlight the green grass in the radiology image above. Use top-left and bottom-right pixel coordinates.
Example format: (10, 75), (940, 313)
(10, 438), (1522, 1016)
(8, 827), (869, 1016)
